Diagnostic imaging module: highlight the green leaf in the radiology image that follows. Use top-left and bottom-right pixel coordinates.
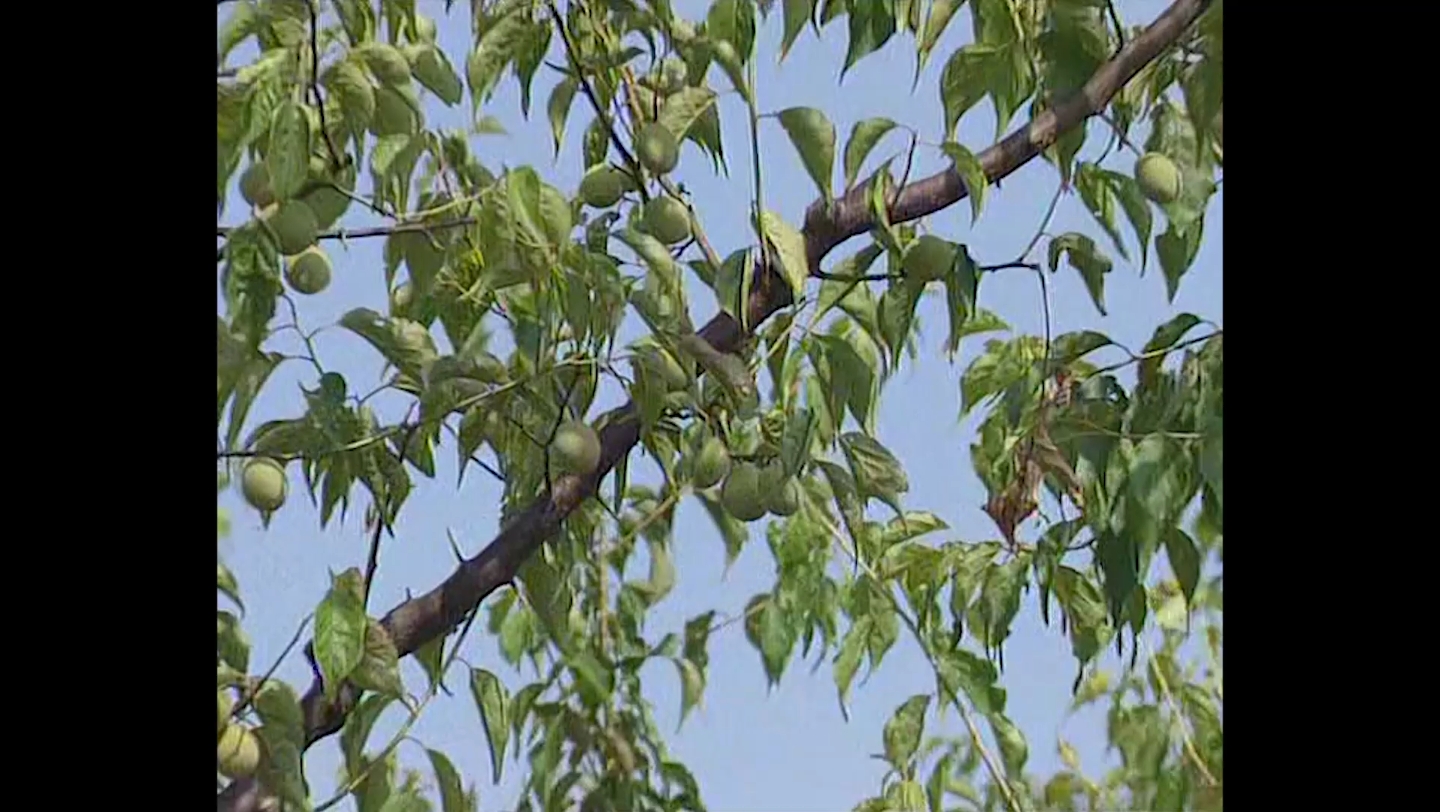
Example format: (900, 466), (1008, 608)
(696, 489), (748, 565)
(466, 6), (528, 107)
(938, 142), (988, 224)
(839, 432), (909, 513)
(882, 694), (931, 768)
(659, 87), (719, 142)
(546, 77), (578, 157)
(256, 725), (311, 811)
(253, 680), (306, 750)
(351, 619), (405, 699)
(217, 561), (244, 613)
(1139, 312), (1202, 386)
(340, 694), (396, 775)
(969, 558), (1026, 652)
(1201, 414), (1223, 510)
(843, 0), (897, 77)
(412, 44), (464, 106)
(1156, 219), (1205, 301)
(217, 610), (250, 672)
(469, 667), (510, 784)
(567, 650), (614, 707)
(1074, 162), (1129, 261)
(843, 117), (897, 191)
(918, 0), (964, 79)
(812, 333), (878, 432)
(743, 593), (795, 686)
(939, 44), (1001, 136)
(933, 647), (1004, 715)
(674, 657), (706, 726)
(265, 100), (311, 201)
(833, 617), (869, 716)
(643, 537), (676, 604)
(1047, 232), (1112, 316)
(426, 749), (473, 812)
(315, 569), (368, 698)
(1163, 526), (1202, 610)
(781, 0), (816, 59)
(758, 209), (810, 296)
(776, 106), (836, 202)
(987, 711), (1029, 774)
(413, 635), (446, 690)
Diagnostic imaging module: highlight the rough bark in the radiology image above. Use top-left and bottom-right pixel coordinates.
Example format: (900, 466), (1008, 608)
(218, 1), (1210, 809)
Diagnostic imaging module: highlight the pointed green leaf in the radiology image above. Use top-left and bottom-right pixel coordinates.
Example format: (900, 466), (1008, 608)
(426, 749), (473, 812)
(352, 619), (405, 699)
(918, 0), (964, 79)
(781, 0), (816, 59)
(469, 667), (510, 784)
(882, 694), (931, 768)
(938, 141), (987, 223)
(253, 680), (306, 750)
(843, 0), (897, 76)
(839, 432), (909, 512)
(1047, 233), (1112, 316)
(1201, 414), (1223, 510)
(265, 100), (311, 201)
(776, 106), (836, 202)
(843, 117), (897, 191)
(674, 657), (706, 726)
(987, 711), (1028, 774)
(1156, 218), (1205, 301)
(833, 617), (869, 716)
(758, 209), (810, 295)
(466, 7), (527, 107)
(315, 570), (368, 698)
(659, 87), (718, 141)
(939, 45), (1000, 136)
(546, 77), (578, 156)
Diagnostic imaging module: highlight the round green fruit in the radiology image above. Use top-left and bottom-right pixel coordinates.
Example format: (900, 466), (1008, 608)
(370, 86), (418, 137)
(217, 724), (261, 779)
(264, 200), (320, 256)
(692, 436), (731, 489)
(766, 476), (801, 517)
(551, 421), (602, 476)
(720, 462), (767, 522)
(1134, 152), (1182, 204)
(642, 196), (691, 245)
(579, 165), (627, 209)
(241, 457), (287, 513)
(903, 235), (956, 283)
(285, 246), (332, 295)
(239, 163), (275, 208)
(363, 43), (413, 86)
(634, 123), (679, 176)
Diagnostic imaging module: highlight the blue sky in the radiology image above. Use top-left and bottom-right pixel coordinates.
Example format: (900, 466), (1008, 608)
(218, 1), (1222, 809)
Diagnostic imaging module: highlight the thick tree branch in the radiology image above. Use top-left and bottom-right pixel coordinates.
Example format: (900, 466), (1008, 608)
(218, 1), (1208, 808)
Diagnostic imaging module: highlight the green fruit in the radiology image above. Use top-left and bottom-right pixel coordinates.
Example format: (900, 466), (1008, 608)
(239, 163), (275, 208)
(300, 161), (356, 230)
(1134, 152), (1182, 204)
(285, 246), (332, 294)
(264, 200), (320, 256)
(370, 85), (418, 137)
(641, 196), (691, 245)
(766, 476), (801, 517)
(692, 436), (731, 489)
(551, 421), (602, 476)
(217, 724), (261, 779)
(657, 57), (688, 94)
(390, 282), (414, 315)
(720, 462), (766, 522)
(362, 43), (413, 86)
(217, 691), (233, 733)
(579, 165), (627, 209)
(635, 123), (679, 175)
(241, 457), (287, 513)
(903, 235), (956, 283)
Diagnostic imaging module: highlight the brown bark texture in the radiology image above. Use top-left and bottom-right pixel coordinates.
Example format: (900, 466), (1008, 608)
(218, 1), (1211, 809)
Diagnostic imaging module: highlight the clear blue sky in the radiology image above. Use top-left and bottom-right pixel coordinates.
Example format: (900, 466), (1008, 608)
(218, 1), (1222, 808)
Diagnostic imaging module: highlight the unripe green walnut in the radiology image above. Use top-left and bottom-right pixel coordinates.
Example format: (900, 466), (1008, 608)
(635, 123), (679, 176)
(642, 196), (690, 245)
(766, 477), (801, 517)
(241, 458), (287, 513)
(263, 200), (320, 256)
(579, 165), (628, 209)
(1134, 152), (1182, 204)
(720, 462), (766, 522)
(217, 724), (262, 779)
(239, 163), (275, 208)
(692, 436), (731, 489)
(903, 235), (956, 283)
(551, 421), (602, 476)
(285, 246), (332, 295)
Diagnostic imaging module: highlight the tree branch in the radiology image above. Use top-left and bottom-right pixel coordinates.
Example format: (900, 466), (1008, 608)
(217, 1), (1209, 808)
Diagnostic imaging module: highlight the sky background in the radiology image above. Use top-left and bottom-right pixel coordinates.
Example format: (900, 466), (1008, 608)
(217, 1), (1222, 809)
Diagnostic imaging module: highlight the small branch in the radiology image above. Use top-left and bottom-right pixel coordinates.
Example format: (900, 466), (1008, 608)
(1084, 330), (1221, 378)
(979, 261), (1039, 273)
(216, 218), (475, 241)
(812, 270), (896, 283)
(229, 614), (314, 722)
(305, 0), (345, 171)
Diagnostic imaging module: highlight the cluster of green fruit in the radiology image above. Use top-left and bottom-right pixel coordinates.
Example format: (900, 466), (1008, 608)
(240, 156), (353, 296)
(239, 457), (288, 514)
(217, 691), (261, 779)
(576, 113), (691, 247)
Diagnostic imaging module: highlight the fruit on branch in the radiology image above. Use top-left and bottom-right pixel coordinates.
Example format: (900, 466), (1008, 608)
(720, 462), (767, 522)
(217, 724), (261, 779)
(371, 86), (419, 137)
(692, 435), (732, 489)
(766, 473), (801, 517)
(902, 235), (956, 283)
(635, 122), (679, 176)
(285, 246), (332, 295)
(239, 163), (275, 208)
(240, 458), (287, 513)
(360, 43), (413, 87)
(263, 200), (320, 256)
(551, 421), (602, 476)
(1134, 152), (1182, 204)
(579, 165), (628, 209)
(641, 196), (691, 245)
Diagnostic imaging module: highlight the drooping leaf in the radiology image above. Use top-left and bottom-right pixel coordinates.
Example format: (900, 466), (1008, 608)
(1048, 233), (1112, 316)
(882, 694), (931, 768)
(265, 100), (311, 201)
(314, 569), (368, 698)
(843, 117), (898, 191)
(758, 209), (810, 296)
(839, 432), (909, 513)
(780, 0), (816, 59)
(469, 667), (510, 784)
(776, 106), (836, 202)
